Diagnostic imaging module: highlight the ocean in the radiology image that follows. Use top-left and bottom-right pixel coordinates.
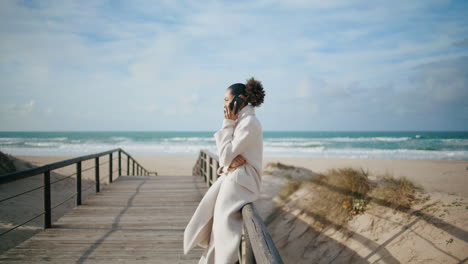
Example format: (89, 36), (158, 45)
(0, 131), (467, 160)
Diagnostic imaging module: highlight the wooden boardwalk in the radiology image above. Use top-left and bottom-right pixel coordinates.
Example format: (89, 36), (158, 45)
(0, 175), (208, 263)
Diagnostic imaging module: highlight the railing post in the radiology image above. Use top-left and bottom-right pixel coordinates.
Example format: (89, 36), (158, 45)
(118, 150), (122, 176)
(76, 161), (82, 206)
(200, 154), (203, 177)
(95, 157), (100, 192)
(43, 170), (51, 229)
(204, 154), (209, 187)
(200, 152), (204, 179)
(215, 161), (220, 181)
(209, 156), (213, 186)
(109, 153), (113, 183)
(127, 154), (130, 176)
(132, 160), (135, 175)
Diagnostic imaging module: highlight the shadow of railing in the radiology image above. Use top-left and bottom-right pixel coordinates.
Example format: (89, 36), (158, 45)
(308, 177), (468, 243)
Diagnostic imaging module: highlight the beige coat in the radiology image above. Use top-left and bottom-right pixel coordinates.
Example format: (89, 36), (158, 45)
(183, 104), (263, 263)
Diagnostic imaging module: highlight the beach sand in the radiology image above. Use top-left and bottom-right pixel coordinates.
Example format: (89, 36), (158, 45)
(15, 155), (468, 196)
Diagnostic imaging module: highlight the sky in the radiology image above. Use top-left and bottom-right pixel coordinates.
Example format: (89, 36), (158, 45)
(0, 0), (467, 132)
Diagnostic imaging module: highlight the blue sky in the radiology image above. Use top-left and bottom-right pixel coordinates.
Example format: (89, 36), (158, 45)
(0, 0), (467, 131)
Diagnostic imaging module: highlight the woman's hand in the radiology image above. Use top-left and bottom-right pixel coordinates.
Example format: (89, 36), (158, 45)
(228, 155), (246, 171)
(224, 101), (239, 121)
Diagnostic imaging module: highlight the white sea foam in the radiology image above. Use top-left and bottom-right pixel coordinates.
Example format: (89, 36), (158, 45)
(265, 141), (326, 147)
(52, 137), (68, 141)
(1, 135), (467, 160)
(23, 142), (62, 147)
(322, 137), (411, 142)
(264, 137), (412, 142)
(263, 146), (468, 160)
(441, 139), (468, 145)
(164, 137), (215, 142)
(110, 136), (130, 141)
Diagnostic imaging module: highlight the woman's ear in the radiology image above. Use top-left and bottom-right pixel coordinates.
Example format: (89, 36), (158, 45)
(239, 94), (247, 107)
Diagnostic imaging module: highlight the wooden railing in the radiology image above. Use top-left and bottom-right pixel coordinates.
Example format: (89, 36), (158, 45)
(193, 149), (284, 264)
(0, 148), (157, 237)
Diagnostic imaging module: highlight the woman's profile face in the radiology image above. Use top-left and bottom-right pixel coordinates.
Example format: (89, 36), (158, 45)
(224, 88), (247, 113)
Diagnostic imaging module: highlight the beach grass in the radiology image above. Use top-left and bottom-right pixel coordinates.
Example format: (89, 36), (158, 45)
(275, 165), (423, 228)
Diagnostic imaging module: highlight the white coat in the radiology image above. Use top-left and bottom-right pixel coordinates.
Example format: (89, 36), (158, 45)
(183, 104), (263, 264)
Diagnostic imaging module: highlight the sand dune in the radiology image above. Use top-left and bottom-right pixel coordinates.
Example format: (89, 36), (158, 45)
(255, 162), (467, 263)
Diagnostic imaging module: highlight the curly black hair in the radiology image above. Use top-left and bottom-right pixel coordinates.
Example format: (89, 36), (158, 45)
(227, 77), (265, 107)
(244, 77), (265, 107)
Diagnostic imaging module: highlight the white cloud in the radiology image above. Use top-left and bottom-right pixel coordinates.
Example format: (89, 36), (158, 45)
(295, 77), (354, 99)
(43, 107), (53, 114)
(295, 79), (312, 98)
(409, 56), (468, 104)
(131, 102), (163, 114)
(0, 100), (36, 116)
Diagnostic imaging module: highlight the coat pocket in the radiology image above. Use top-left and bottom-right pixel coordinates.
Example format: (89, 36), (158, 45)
(228, 164), (260, 194)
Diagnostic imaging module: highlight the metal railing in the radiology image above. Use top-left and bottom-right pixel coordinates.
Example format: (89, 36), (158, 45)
(193, 149), (284, 264)
(0, 148), (157, 238)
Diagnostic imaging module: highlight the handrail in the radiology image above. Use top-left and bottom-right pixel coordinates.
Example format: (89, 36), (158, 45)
(0, 148), (156, 184)
(0, 148), (157, 237)
(192, 149), (284, 264)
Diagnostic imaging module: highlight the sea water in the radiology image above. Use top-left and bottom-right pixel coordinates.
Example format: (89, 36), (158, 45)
(0, 131), (467, 160)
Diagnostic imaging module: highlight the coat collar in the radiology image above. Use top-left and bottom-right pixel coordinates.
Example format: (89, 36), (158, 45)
(236, 104), (255, 124)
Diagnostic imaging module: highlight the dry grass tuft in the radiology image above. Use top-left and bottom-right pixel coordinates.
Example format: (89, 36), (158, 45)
(0, 151), (17, 175)
(306, 167), (372, 226)
(274, 164), (423, 229)
(369, 172), (423, 210)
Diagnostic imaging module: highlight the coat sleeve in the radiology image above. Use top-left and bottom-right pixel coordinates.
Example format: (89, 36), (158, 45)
(214, 118), (258, 174)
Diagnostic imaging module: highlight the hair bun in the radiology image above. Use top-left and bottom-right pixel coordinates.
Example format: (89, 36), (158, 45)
(245, 77), (265, 107)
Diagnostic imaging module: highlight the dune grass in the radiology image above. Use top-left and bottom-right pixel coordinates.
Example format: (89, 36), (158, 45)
(0, 151), (17, 175)
(369, 172), (424, 210)
(275, 165), (423, 228)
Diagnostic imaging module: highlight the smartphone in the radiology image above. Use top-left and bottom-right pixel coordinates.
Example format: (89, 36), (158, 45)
(229, 95), (244, 115)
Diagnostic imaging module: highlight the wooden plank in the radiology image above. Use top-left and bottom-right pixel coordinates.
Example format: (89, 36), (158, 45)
(0, 176), (208, 263)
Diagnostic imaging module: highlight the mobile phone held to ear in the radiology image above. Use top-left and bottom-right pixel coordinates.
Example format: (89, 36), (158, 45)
(229, 95), (244, 115)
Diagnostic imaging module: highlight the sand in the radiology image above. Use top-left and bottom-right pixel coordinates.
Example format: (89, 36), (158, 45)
(135, 155), (468, 197)
(14, 155), (468, 197)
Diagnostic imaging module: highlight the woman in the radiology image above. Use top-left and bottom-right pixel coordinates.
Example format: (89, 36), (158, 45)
(183, 77), (265, 264)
